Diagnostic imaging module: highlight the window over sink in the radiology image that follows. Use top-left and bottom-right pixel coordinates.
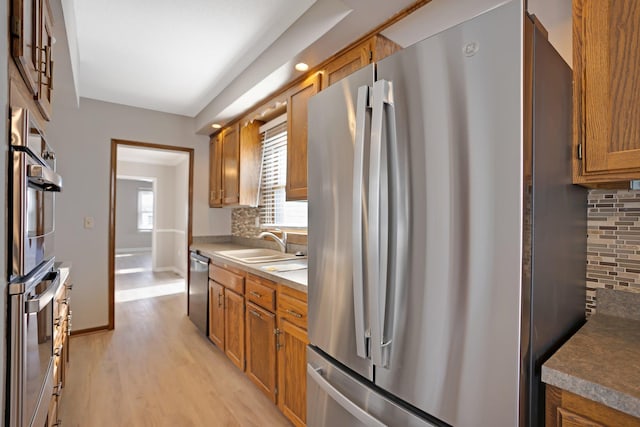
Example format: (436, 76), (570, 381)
(258, 115), (307, 228)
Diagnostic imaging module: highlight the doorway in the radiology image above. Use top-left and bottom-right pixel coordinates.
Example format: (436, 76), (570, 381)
(109, 139), (194, 329)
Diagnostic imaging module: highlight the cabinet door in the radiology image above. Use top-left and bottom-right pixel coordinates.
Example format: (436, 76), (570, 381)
(277, 318), (308, 427)
(208, 280), (225, 349)
(574, 0), (640, 182)
(324, 40), (371, 88)
(222, 124), (240, 205)
(238, 121), (262, 206)
(286, 73), (321, 201)
(11, 0), (41, 96)
(245, 302), (277, 403)
(224, 289), (245, 370)
(209, 134), (223, 207)
(35, 0), (53, 120)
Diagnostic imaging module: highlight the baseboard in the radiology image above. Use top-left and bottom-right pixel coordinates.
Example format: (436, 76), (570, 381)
(116, 247), (151, 254)
(70, 324), (110, 336)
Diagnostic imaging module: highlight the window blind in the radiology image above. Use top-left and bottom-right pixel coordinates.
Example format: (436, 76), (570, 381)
(259, 121), (288, 226)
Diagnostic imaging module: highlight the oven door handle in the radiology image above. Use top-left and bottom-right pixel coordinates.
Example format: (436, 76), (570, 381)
(25, 271), (61, 314)
(27, 164), (63, 192)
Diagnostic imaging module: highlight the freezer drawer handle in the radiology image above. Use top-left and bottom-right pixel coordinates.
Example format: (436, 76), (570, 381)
(307, 364), (387, 427)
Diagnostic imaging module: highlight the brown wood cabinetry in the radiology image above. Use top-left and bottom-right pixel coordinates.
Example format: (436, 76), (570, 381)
(208, 280), (225, 348)
(209, 121), (263, 207)
(209, 134), (223, 207)
(48, 270), (72, 427)
(245, 274), (278, 402)
(224, 289), (245, 370)
(245, 301), (277, 402)
(546, 385), (640, 426)
(276, 285), (309, 427)
(323, 34), (401, 88)
(11, 0), (54, 120)
(573, 0), (640, 185)
(286, 73), (321, 201)
(208, 263), (246, 370)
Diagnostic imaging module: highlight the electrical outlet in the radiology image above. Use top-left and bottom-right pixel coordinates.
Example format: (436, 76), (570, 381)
(84, 216), (94, 229)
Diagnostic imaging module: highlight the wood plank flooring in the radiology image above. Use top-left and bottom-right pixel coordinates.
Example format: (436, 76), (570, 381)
(59, 290), (291, 426)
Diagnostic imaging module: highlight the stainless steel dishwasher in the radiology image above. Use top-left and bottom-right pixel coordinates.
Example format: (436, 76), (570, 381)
(188, 251), (209, 335)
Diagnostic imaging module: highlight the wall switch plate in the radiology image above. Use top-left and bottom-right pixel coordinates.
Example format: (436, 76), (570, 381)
(84, 216), (95, 229)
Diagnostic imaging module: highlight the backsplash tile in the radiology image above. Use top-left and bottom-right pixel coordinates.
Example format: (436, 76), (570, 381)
(587, 189), (640, 315)
(232, 207), (261, 238)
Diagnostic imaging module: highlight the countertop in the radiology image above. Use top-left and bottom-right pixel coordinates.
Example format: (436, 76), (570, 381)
(541, 314), (640, 418)
(191, 242), (308, 293)
(55, 261), (71, 287)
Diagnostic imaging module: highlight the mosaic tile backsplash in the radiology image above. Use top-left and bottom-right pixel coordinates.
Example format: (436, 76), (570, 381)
(231, 207), (261, 239)
(587, 189), (640, 315)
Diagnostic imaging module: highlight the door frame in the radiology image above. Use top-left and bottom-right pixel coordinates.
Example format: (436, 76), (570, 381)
(109, 139), (194, 330)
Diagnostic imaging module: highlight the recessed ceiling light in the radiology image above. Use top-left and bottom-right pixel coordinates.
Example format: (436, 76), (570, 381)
(211, 123), (222, 129)
(295, 62), (309, 72)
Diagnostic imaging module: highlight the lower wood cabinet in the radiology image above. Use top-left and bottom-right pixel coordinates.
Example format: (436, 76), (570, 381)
(546, 385), (640, 426)
(276, 285), (309, 427)
(208, 280), (225, 348)
(224, 289), (245, 370)
(245, 301), (277, 402)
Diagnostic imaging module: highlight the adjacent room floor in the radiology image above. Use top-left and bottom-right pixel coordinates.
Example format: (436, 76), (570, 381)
(59, 252), (290, 426)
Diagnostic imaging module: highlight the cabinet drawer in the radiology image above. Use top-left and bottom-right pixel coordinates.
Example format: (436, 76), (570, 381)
(246, 277), (276, 312)
(278, 293), (308, 330)
(211, 264), (245, 294)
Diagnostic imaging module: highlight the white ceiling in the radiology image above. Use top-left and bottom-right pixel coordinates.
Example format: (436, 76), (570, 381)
(62, 0), (419, 130)
(68, 0), (315, 116)
(117, 146), (189, 167)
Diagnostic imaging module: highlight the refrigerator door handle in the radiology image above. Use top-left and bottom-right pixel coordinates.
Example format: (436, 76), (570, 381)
(369, 79), (395, 369)
(352, 85), (371, 360)
(307, 364), (388, 427)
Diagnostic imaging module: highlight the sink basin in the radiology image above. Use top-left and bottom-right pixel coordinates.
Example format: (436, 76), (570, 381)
(217, 248), (300, 264)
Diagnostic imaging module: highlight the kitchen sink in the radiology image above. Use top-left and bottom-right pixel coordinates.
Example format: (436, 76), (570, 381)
(216, 248), (301, 264)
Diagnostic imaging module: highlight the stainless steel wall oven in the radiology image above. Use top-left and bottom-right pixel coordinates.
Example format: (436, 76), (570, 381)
(7, 106), (63, 427)
(9, 107), (62, 281)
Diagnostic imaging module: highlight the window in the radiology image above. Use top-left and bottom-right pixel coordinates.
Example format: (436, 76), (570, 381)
(258, 115), (308, 228)
(137, 189), (154, 231)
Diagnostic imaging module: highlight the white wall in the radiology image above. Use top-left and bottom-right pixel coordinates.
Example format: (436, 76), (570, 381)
(118, 161), (186, 275)
(1, 0), (9, 415)
(528, 0), (572, 67)
(115, 179), (153, 251)
(47, 0), (231, 331)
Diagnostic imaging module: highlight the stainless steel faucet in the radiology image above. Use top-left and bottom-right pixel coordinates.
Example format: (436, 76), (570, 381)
(258, 231), (287, 253)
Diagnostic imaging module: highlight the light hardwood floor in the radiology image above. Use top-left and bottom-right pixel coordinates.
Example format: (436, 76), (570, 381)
(59, 290), (291, 426)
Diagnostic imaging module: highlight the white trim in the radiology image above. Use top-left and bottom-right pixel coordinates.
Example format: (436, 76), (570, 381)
(259, 113), (287, 134)
(116, 247), (152, 253)
(155, 229), (186, 234)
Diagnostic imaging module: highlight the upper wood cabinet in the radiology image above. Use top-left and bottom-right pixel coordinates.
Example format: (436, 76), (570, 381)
(209, 121), (262, 207)
(209, 133), (223, 207)
(573, 0), (640, 185)
(286, 73), (321, 201)
(11, 0), (54, 120)
(323, 34), (401, 89)
(36, 0), (54, 120)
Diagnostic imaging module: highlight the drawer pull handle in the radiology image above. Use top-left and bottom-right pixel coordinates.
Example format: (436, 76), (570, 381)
(54, 346), (63, 357)
(218, 292), (223, 308)
(286, 309), (302, 318)
(54, 316), (62, 327)
(249, 291), (262, 298)
(53, 381), (63, 397)
(249, 309), (262, 318)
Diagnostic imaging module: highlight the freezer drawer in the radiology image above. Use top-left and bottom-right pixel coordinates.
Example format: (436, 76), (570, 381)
(307, 347), (439, 427)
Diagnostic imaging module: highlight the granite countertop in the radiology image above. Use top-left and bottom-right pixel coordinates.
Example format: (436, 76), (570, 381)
(542, 290), (640, 419)
(191, 242), (308, 293)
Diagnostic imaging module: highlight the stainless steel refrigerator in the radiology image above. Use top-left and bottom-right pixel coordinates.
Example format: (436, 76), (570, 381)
(307, 1), (587, 426)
